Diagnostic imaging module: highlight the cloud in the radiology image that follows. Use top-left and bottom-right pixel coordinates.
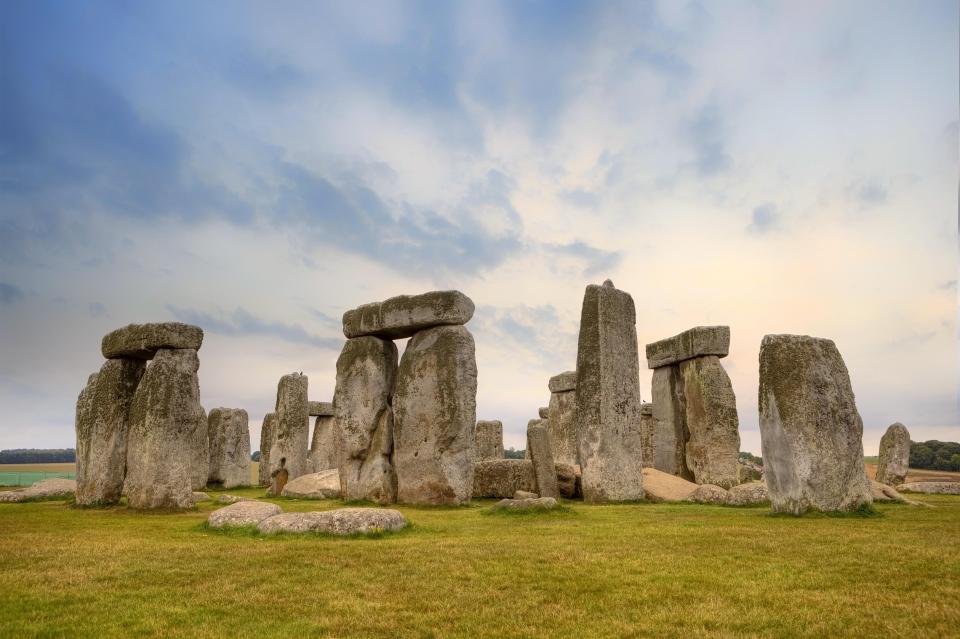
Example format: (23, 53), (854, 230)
(938, 280), (957, 291)
(855, 179), (888, 206)
(472, 303), (576, 368)
(544, 241), (623, 277)
(686, 103), (732, 176)
(167, 306), (342, 350)
(560, 188), (599, 209)
(0, 282), (23, 305)
(747, 203), (782, 234)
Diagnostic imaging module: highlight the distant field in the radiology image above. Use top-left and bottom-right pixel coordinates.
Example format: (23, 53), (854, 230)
(864, 463), (960, 483)
(0, 463), (261, 486)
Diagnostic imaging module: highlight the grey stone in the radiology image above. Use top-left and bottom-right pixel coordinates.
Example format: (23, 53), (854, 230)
(342, 290), (475, 340)
(651, 366), (691, 479)
(394, 325), (477, 505)
(475, 420), (504, 461)
(678, 356), (739, 488)
(0, 478), (77, 503)
(308, 401), (334, 417)
(759, 334), (872, 514)
(490, 497), (558, 512)
(189, 406), (210, 491)
(257, 508), (408, 535)
(207, 501), (281, 528)
(334, 337), (398, 504)
(547, 384), (578, 467)
(75, 359), (145, 506)
(281, 469), (341, 499)
(270, 373), (310, 483)
(727, 481), (769, 506)
(868, 479), (915, 504)
(217, 494), (255, 504)
(575, 281), (645, 502)
(258, 413), (277, 487)
(548, 371), (577, 393)
(538, 407), (549, 419)
(896, 482), (960, 495)
(554, 462), (581, 499)
(513, 490), (538, 499)
(102, 322), (203, 360)
(309, 414), (337, 472)
(213, 409), (250, 489)
(472, 459), (536, 498)
(125, 348), (204, 510)
(641, 468), (698, 502)
(527, 421), (559, 499)
(192, 491), (211, 503)
(876, 422), (910, 486)
(639, 402), (655, 469)
(645, 326), (730, 369)
(687, 484), (730, 505)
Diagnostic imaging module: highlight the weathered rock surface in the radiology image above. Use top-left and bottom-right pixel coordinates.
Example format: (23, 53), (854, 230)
(650, 366), (691, 479)
(207, 501), (281, 528)
(308, 401), (334, 417)
(896, 482), (960, 495)
(190, 406), (210, 491)
(258, 412), (277, 487)
(75, 359), (145, 506)
(270, 373), (310, 482)
(527, 421), (559, 499)
(475, 420), (504, 460)
(207, 408), (251, 489)
(547, 376), (578, 467)
(514, 490), (538, 499)
(538, 407), (549, 419)
(490, 497), (558, 512)
(217, 494), (255, 504)
(394, 325), (477, 505)
(257, 508), (408, 535)
(0, 479), (77, 503)
(676, 356), (740, 488)
(125, 348), (204, 510)
(876, 423), (910, 486)
(868, 479), (911, 503)
(309, 414), (337, 472)
(575, 280), (645, 502)
(555, 463), (580, 499)
(334, 337), (398, 504)
(641, 468), (698, 502)
(102, 322), (203, 360)
(687, 484), (730, 505)
(727, 481), (769, 506)
(472, 459), (536, 498)
(639, 403), (655, 469)
(281, 469), (341, 499)
(343, 290), (475, 340)
(548, 371), (577, 393)
(645, 326), (730, 369)
(759, 334), (872, 514)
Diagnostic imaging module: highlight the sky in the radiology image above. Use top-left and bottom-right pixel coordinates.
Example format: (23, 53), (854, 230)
(1, 0), (957, 456)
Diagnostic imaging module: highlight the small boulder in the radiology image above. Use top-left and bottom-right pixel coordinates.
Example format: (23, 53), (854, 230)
(102, 322), (203, 360)
(687, 484), (731, 505)
(281, 470), (341, 499)
(207, 501), (281, 528)
(641, 468), (697, 502)
(728, 481), (769, 506)
(257, 508), (407, 535)
(490, 497), (558, 512)
(513, 490), (538, 499)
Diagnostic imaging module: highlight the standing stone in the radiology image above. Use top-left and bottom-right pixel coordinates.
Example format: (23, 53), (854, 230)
(219, 409), (251, 489)
(527, 421), (560, 499)
(651, 366), (691, 479)
(759, 334), (872, 514)
(639, 402), (655, 468)
(207, 408), (227, 484)
(475, 420), (504, 460)
(190, 406), (209, 490)
(876, 422), (911, 486)
(394, 325), (477, 505)
(334, 337), (398, 504)
(676, 356), (739, 488)
(547, 371), (578, 467)
(575, 280), (645, 502)
(125, 348), (205, 509)
(75, 359), (146, 506)
(308, 402), (337, 472)
(270, 373), (309, 482)
(258, 412), (277, 487)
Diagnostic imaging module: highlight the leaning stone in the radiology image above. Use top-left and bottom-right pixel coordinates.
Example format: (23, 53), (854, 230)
(538, 407), (549, 419)
(639, 403), (655, 469)
(896, 482), (960, 495)
(687, 484), (730, 505)
(257, 508), (407, 535)
(308, 401), (334, 417)
(676, 356), (740, 488)
(575, 280), (645, 502)
(75, 359), (145, 506)
(0, 479), (77, 503)
(475, 420), (504, 461)
(513, 490), (538, 499)
(258, 412), (277, 487)
(759, 334), (872, 514)
(547, 382), (578, 467)
(645, 326), (730, 369)
(334, 337), (398, 504)
(207, 501), (281, 528)
(102, 322), (203, 360)
(548, 371), (577, 393)
(490, 497), (558, 512)
(342, 290), (475, 340)
(527, 421), (560, 499)
(876, 423), (910, 486)
(309, 413), (337, 472)
(641, 468), (697, 502)
(269, 373), (310, 483)
(394, 325), (477, 505)
(207, 408), (250, 489)
(281, 469), (341, 499)
(125, 348), (204, 510)
(472, 459), (536, 498)
(727, 481), (769, 506)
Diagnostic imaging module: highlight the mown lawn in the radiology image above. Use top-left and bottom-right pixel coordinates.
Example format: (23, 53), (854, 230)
(0, 490), (957, 638)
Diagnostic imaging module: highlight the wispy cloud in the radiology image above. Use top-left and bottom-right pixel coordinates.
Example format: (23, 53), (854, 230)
(167, 306), (342, 350)
(0, 282), (23, 305)
(747, 203), (782, 235)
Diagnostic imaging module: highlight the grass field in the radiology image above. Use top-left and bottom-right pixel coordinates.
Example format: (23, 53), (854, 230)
(1, 488), (958, 638)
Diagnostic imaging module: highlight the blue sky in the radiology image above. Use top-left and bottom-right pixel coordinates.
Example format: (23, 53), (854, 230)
(1, 0), (957, 454)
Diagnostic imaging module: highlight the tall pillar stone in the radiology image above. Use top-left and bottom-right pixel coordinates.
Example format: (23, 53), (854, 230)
(527, 420), (560, 499)
(258, 412), (277, 487)
(207, 408), (227, 484)
(393, 325), (477, 505)
(270, 373), (309, 482)
(574, 280), (645, 502)
(190, 406), (209, 490)
(308, 402), (337, 472)
(475, 420), (504, 460)
(208, 408), (250, 488)
(75, 359), (146, 506)
(876, 422), (910, 486)
(334, 337), (398, 504)
(759, 334), (872, 514)
(639, 402), (655, 468)
(547, 371), (578, 467)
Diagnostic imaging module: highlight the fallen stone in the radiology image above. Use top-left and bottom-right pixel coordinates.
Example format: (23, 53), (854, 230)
(394, 325), (477, 505)
(896, 482), (960, 495)
(687, 484), (730, 505)
(641, 468), (697, 502)
(513, 490), (538, 499)
(0, 479), (77, 503)
(269, 373), (310, 484)
(727, 481), (769, 506)
(547, 378), (578, 467)
(490, 497), (558, 512)
(538, 407), (549, 419)
(645, 326), (730, 369)
(472, 459), (536, 498)
(257, 508), (407, 535)
(475, 420), (504, 461)
(308, 401), (334, 417)
(342, 290), (475, 340)
(258, 412), (277, 487)
(759, 334), (872, 514)
(527, 421), (559, 499)
(207, 501), (282, 528)
(876, 423), (910, 486)
(102, 322), (203, 360)
(216, 494), (255, 504)
(309, 414), (337, 472)
(75, 359), (145, 506)
(548, 371), (577, 393)
(281, 469), (341, 499)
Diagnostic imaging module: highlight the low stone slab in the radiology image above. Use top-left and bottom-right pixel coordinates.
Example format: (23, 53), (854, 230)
(207, 501), (281, 528)
(217, 494), (255, 504)
(342, 290), (475, 339)
(281, 470), (341, 499)
(548, 371), (577, 393)
(257, 508), (407, 535)
(0, 479), (77, 503)
(687, 484), (730, 505)
(727, 481), (769, 506)
(102, 322), (203, 359)
(490, 497), (558, 512)
(896, 482), (960, 495)
(513, 490), (538, 499)
(192, 491), (211, 503)
(308, 401), (334, 417)
(641, 468), (697, 502)
(645, 326), (730, 369)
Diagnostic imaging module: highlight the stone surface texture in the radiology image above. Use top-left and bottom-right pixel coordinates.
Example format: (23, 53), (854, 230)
(207, 501), (281, 528)
(641, 468), (698, 502)
(472, 459), (536, 498)
(281, 469), (342, 499)
(639, 403), (655, 469)
(876, 422), (910, 486)
(548, 371), (577, 393)
(490, 497), (558, 512)
(645, 325), (730, 369)
(102, 322), (203, 360)
(257, 508), (408, 535)
(513, 490), (538, 499)
(650, 366), (690, 479)
(538, 407), (549, 419)
(343, 290), (475, 340)
(676, 356), (740, 488)
(727, 481), (770, 506)
(270, 373), (310, 482)
(547, 382), (578, 467)
(216, 408), (250, 488)
(527, 421), (560, 499)
(309, 414), (337, 472)
(258, 412), (277, 487)
(687, 484), (731, 505)
(475, 420), (504, 460)
(896, 482), (960, 495)
(308, 401), (334, 417)
(554, 463), (581, 499)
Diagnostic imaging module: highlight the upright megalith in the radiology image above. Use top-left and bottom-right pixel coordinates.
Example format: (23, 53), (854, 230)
(547, 371), (578, 466)
(270, 373), (310, 483)
(75, 360), (146, 506)
(190, 406), (210, 490)
(125, 348), (205, 509)
(527, 421), (560, 499)
(102, 322), (203, 360)
(308, 402), (337, 472)
(208, 408), (250, 488)
(876, 422), (911, 486)
(342, 290), (474, 340)
(334, 337), (398, 504)
(575, 280), (645, 502)
(394, 325), (477, 505)
(475, 420), (504, 460)
(646, 326), (739, 488)
(639, 403), (655, 468)
(258, 412), (277, 487)
(758, 334), (872, 514)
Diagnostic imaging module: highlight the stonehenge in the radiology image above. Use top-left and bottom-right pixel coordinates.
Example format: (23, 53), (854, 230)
(575, 280), (645, 502)
(758, 334), (872, 514)
(547, 371), (578, 467)
(527, 420), (560, 499)
(207, 408), (251, 489)
(258, 412), (277, 487)
(342, 290), (474, 339)
(876, 422), (910, 486)
(639, 403), (655, 468)
(308, 401), (337, 472)
(647, 326), (740, 488)
(475, 420), (504, 460)
(269, 373), (310, 482)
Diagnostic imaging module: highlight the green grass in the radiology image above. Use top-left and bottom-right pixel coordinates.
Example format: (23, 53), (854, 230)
(1, 488), (958, 638)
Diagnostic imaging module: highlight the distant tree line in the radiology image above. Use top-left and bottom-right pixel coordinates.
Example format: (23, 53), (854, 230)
(504, 447), (525, 460)
(738, 451), (762, 466)
(0, 448), (76, 463)
(909, 440), (960, 471)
